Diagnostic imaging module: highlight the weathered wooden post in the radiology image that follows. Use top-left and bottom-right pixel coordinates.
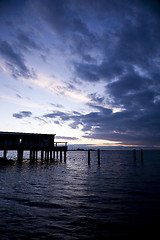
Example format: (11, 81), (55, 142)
(47, 151), (49, 162)
(30, 150), (34, 162)
(141, 149), (143, 162)
(35, 151), (38, 161)
(53, 151), (55, 159)
(33, 150), (36, 162)
(3, 150), (7, 160)
(134, 149), (136, 162)
(57, 150), (59, 159)
(30, 150), (32, 161)
(17, 149), (23, 162)
(98, 149), (100, 165)
(50, 150), (52, 161)
(41, 150), (44, 161)
(88, 150), (90, 166)
(64, 150), (66, 163)
(60, 151), (62, 161)
(44, 150), (47, 161)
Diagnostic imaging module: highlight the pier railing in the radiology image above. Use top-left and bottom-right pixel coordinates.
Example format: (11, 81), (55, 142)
(0, 142), (67, 150)
(54, 142), (68, 151)
(54, 142), (67, 147)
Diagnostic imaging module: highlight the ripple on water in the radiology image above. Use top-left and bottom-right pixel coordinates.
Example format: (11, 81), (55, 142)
(0, 150), (160, 239)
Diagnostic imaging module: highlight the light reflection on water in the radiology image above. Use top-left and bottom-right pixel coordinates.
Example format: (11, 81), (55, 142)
(0, 150), (160, 239)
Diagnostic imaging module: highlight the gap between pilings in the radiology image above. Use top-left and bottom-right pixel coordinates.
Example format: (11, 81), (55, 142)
(29, 150), (67, 163)
(3, 149), (68, 163)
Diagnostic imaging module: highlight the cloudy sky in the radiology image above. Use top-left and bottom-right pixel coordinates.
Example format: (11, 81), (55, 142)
(0, 0), (160, 148)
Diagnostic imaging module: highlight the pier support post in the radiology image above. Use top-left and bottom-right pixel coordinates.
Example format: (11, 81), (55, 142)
(141, 149), (143, 162)
(98, 149), (100, 165)
(17, 149), (23, 162)
(41, 151), (44, 161)
(33, 150), (35, 162)
(50, 151), (52, 161)
(60, 151), (62, 161)
(30, 150), (33, 161)
(50, 150), (53, 162)
(57, 151), (59, 159)
(53, 151), (55, 159)
(3, 150), (7, 160)
(64, 150), (66, 163)
(88, 150), (90, 166)
(46, 151), (49, 162)
(36, 151), (38, 161)
(134, 149), (136, 162)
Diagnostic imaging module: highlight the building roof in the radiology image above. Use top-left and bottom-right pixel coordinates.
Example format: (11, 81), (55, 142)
(0, 132), (56, 136)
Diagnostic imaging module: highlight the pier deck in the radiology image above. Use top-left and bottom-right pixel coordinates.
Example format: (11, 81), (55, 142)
(0, 132), (67, 162)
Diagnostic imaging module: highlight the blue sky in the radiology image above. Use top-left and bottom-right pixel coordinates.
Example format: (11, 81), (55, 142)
(0, 0), (160, 148)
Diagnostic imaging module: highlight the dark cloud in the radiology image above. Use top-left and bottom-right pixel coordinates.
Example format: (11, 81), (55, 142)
(1, 0), (160, 146)
(17, 31), (41, 52)
(13, 111), (32, 119)
(16, 94), (22, 99)
(40, 54), (47, 63)
(30, 0), (97, 60)
(56, 136), (78, 141)
(0, 0), (26, 15)
(74, 61), (124, 82)
(80, 104), (160, 146)
(0, 40), (37, 79)
(42, 105), (160, 146)
(54, 120), (60, 125)
(50, 103), (64, 109)
(43, 110), (82, 128)
(88, 93), (104, 105)
(74, 63), (100, 82)
(34, 117), (48, 124)
(43, 111), (71, 121)
(31, 0), (91, 37)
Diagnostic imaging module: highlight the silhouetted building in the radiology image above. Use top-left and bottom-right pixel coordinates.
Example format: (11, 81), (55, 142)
(0, 132), (67, 162)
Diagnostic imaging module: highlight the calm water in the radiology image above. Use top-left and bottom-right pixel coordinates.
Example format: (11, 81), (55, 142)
(0, 150), (160, 239)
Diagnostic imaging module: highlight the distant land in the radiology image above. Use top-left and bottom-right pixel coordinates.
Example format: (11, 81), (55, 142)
(68, 144), (160, 151)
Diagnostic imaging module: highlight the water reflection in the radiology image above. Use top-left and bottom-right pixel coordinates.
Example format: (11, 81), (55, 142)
(0, 150), (160, 239)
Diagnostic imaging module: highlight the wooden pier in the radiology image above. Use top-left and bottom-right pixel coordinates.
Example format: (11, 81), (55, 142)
(0, 132), (67, 163)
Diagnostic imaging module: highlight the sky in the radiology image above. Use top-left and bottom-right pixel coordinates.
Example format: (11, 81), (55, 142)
(0, 0), (160, 149)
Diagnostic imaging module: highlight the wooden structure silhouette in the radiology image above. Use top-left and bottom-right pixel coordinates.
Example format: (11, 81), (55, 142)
(0, 132), (67, 162)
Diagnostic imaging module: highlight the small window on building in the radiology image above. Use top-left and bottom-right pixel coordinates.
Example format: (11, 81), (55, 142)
(19, 139), (22, 143)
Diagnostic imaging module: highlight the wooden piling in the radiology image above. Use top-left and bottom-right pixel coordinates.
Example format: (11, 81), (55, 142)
(50, 151), (52, 161)
(33, 150), (36, 161)
(134, 149), (136, 162)
(36, 151), (38, 161)
(88, 150), (90, 166)
(47, 151), (49, 162)
(30, 150), (32, 161)
(98, 149), (100, 165)
(141, 149), (143, 162)
(41, 150), (44, 161)
(3, 150), (7, 160)
(45, 151), (47, 161)
(64, 150), (66, 162)
(60, 151), (62, 161)
(30, 150), (35, 162)
(17, 149), (23, 162)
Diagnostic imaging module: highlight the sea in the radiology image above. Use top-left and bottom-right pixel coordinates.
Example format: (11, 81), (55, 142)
(0, 150), (160, 240)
